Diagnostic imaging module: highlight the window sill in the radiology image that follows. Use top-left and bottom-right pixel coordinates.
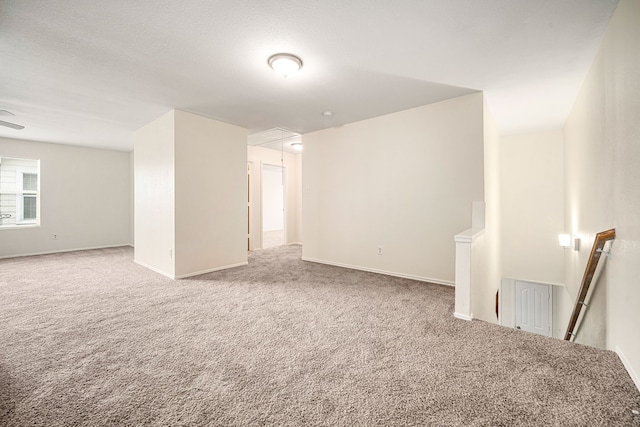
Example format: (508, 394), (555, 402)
(0, 224), (40, 230)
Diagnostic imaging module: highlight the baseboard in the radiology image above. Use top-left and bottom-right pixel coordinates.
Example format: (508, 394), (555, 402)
(454, 312), (473, 321)
(616, 346), (640, 392)
(134, 260), (249, 280)
(133, 260), (174, 279)
(174, 262), (249, 279)
(251, 242), (302, 251)
(0, 244), (132, 260)
(301, 257), (454, 286)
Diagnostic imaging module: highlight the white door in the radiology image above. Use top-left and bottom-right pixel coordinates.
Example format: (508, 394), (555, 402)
(515, 280), (551, 337)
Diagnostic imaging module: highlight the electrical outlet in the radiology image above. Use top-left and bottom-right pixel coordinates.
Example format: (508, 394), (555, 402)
(52, 234), (58, 240)
(377, 246), (383, 255)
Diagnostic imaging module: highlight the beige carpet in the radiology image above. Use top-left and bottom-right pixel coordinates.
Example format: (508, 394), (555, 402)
(0, 245), (638, 426)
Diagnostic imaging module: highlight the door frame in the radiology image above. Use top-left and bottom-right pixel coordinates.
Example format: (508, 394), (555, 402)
(260, 162), (287, 248)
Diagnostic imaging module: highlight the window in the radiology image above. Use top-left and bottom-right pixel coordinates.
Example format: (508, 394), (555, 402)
(18, 171), (38, 223)
(0, 157), (40, 228)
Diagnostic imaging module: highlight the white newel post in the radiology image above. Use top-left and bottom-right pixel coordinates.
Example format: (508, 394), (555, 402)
(454, 202), (485, 321)
(454, 229), (473, 321)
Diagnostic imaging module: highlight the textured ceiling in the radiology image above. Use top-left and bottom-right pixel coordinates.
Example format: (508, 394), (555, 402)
(248, 127), (301, 154)
(0, 0), (619, 151)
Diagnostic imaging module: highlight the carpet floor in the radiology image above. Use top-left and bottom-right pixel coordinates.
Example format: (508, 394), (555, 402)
(0, 245), (638, 426)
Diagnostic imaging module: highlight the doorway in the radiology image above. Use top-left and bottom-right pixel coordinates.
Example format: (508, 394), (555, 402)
(262, 163), (286, 248)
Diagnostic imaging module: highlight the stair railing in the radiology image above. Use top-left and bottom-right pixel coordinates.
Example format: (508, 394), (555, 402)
(564, 228), (616, 341)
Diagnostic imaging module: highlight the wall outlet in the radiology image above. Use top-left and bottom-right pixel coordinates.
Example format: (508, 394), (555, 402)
(52, 234), (58, 240)
(377, 246), (383, 255)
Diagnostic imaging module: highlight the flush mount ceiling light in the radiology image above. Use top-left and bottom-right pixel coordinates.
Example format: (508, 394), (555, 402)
(268, 53), (303, 77)
(291, 142), (303, 151)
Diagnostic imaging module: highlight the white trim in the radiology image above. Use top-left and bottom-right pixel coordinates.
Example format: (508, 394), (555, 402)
(0, 244), (131, 260)
(249, 242), (301, 252)
(301, 257), (454, 286)
(454, 312), (473, 321)
(15, 167), (39, 225)
(0, 224), (40, 230)
(498, 280), (504, 326)
(133, 259), (174, 279)
(134, 260), (249, 280)
(261, 162), (287, 248)
(454, 227), (484, 243)
(616, 346), (640, 392)
(174, 262), (248, 279)
(503, 277), (565, 288)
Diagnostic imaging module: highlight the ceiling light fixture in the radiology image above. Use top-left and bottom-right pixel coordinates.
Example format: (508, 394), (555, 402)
(0, 120), (24, 130)
(291, 142), (303, 151)
(268, 53), (303, 77)
(0, 109), (24, 130)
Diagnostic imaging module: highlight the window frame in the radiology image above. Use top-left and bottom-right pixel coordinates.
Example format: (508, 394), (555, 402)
(0, 158), (40, 229)
(16, 169), (39, 224)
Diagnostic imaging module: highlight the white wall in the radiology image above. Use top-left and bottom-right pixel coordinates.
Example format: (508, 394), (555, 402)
(562, 0), (640, 389)
(0, 137), (131, 258)
(174, 110), (247, 278)
(470, 99), (501, 323)
(247, 145), (302, 249)
(134, 110), (176, 277)
(302, 93), (484, 284)
(496, 130), (565, 335)
(500, 131), (565, 284)
(134, 110), (247, 279)
(129, 151), (134, 246)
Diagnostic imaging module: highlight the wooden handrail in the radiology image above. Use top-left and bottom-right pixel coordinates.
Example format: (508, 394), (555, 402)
(564, 228), (616, 341)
